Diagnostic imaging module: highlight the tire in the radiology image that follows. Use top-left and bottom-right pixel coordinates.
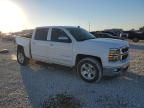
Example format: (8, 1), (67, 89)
(133, 37), (139, 42)
(77, 58), (102, 83)
(17, 47), (29, 65)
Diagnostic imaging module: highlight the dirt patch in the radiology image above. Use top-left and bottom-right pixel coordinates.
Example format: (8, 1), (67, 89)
(43, 94), (82, 108)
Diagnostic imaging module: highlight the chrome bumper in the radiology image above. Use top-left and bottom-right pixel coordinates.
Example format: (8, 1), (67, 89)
(103, 64), (129, 76)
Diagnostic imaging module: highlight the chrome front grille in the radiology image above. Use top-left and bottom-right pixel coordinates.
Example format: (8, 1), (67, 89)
(120, 47), (129, 60)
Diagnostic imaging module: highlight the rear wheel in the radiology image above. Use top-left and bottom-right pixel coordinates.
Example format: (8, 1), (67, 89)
(77, 58), (102, 83)
(17, 47), (29, 65)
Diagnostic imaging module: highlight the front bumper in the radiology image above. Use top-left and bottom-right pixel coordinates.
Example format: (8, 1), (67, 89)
(103, 64), (129, 76)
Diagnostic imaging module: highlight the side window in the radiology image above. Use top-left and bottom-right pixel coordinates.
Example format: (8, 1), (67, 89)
(51, 28), (71, 43)
(35, 28), (48, 41)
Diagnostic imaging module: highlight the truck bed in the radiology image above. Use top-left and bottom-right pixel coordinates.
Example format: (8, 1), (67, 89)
(16, 36), (31, 58)
(21, 33), (32, 38)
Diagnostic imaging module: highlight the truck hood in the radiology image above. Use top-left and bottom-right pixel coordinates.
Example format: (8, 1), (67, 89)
(83, 38), (129, 48)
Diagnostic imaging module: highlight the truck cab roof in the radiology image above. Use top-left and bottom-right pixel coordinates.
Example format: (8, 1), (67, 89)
(36, 26), (79, 29)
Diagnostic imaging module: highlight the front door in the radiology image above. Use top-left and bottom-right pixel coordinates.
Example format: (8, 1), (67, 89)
(49, 28), (73, 66)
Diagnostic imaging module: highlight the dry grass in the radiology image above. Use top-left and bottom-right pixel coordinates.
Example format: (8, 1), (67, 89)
(0, 40), (31, 108)
(129, 41), (144, 75)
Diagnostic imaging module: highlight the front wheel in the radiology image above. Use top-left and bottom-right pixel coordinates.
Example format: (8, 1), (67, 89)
(77, 58), (102, 83)
(17, 47), (29, 65)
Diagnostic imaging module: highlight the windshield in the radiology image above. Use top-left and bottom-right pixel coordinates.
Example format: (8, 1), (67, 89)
(66, 28), (96, 41)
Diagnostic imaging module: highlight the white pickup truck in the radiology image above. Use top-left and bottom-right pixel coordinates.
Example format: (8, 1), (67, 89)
(16, 26), (129, 82)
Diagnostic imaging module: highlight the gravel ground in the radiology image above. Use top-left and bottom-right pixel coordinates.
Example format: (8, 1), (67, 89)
(0, 39), (144, 108)
(0, 40), (31, 108)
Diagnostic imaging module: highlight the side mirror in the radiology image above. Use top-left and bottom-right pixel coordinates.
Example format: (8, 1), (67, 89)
(58, 36), (71, 43)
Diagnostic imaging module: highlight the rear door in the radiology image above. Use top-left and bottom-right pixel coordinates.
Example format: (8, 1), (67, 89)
(49, 28), (73, 66)
(31, 28), (51, 61)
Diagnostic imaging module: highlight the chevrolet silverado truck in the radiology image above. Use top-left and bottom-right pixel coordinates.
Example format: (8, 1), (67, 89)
(16, 26), (129, 82)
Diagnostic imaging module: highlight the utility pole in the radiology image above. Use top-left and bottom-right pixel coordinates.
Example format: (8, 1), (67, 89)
(89, 23), (91, 32)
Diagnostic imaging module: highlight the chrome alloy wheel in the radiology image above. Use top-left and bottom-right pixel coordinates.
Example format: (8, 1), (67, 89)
(18, 52), (24, 64)
(80, 63), (97, 80)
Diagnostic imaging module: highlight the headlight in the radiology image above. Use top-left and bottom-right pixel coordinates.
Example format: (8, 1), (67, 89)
(109, 48), (120, 62)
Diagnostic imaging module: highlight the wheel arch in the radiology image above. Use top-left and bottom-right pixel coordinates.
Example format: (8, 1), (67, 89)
(17, 45), (24, 51)
(75, 54), (102, 67)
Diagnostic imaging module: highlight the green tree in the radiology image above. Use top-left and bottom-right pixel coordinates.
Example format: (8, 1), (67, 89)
(139, 26), (144, 32)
